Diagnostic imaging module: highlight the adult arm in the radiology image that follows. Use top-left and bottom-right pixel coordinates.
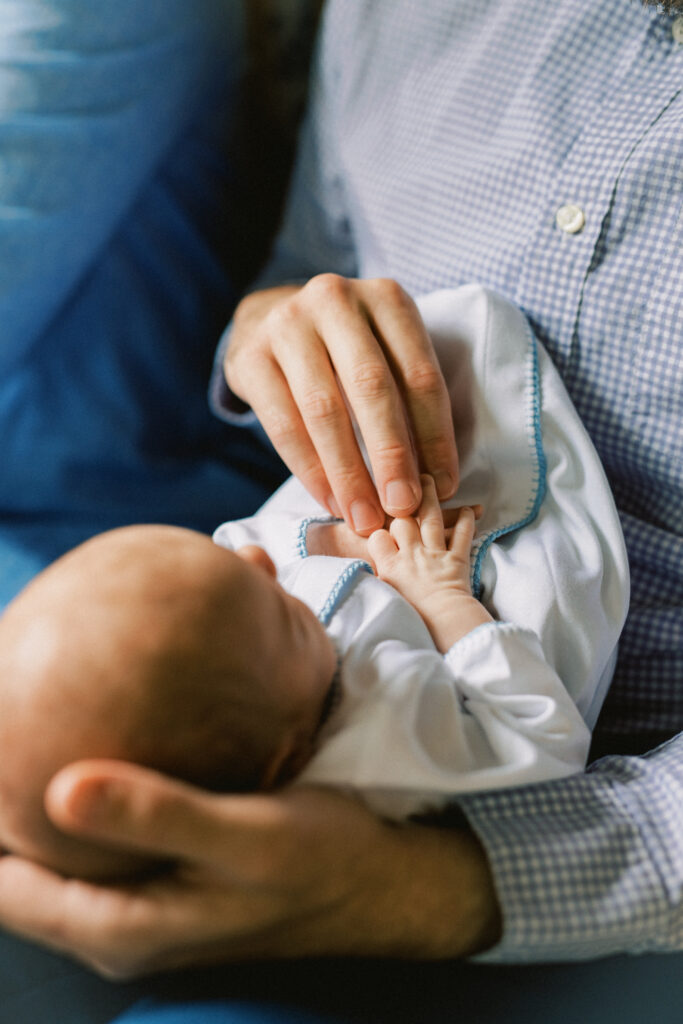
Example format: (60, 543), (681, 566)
(0, 762), (502, 977)
(0, 735), (680, 975)
(459, 732), (683, 960)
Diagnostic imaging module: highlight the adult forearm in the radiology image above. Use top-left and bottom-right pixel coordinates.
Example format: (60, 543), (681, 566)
(458, 733), (683, 961)
(359, 820), (503, 959)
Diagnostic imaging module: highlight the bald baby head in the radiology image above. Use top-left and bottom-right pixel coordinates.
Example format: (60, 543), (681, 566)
(0, 525), (334, 879)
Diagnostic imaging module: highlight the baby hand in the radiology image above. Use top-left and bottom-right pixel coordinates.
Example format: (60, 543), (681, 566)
(368, 475), (492, 652)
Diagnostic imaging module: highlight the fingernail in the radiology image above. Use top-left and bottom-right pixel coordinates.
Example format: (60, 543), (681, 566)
(350, 499), (383, 533)
(385, 479), (419, 512)
(434, 471), (455, 499)
(65, 780), (119, 825)
(327, 495), (343, 518)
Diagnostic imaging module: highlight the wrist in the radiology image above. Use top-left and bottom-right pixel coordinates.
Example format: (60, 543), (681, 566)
(421, 593), (493, 652)
(377, 823), (502, 958)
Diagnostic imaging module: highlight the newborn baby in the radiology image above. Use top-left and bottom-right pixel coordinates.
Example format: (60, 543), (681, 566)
(0, 522), (339, 880)
(0, 484), (492, 881)
(0, 285), (630, 882)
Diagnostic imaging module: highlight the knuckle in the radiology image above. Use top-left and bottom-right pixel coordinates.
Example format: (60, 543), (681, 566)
(306, 272), (352, 305)
(262, 409), (300, 448)
(421, 435), (457, 465)
(369, 277), (409, 307)
(406, 360), (446, 397)
(326, 464), (369, 495)
(91, 953), (140, 982)
(88, 910), (159, 981)
(223, 346), (245, 390)
(371, 438), (414, 472)
(224, 345), (266, 398)
(264, 298), (301, 339)
(300, 387), (345, 426)
(348, 360), (394, 402)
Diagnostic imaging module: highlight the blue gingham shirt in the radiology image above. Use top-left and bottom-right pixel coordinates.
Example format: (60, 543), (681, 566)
(219, 0), (683, 961)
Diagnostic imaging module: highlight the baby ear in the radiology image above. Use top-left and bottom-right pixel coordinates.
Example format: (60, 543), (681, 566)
(260, 735), (313, 791)
(235, 545), (277, 579)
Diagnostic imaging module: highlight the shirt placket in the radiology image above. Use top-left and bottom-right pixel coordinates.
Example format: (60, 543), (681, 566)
(514, 79), (681, 379)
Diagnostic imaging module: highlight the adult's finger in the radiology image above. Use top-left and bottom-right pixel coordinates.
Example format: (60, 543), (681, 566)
(0, 854), (99, 956)
(46, 761), (284, 867)
(229, 345), (340, 517)
(0, 851), (169, 977)
(357, 279), (459, 501)
(310, 278), (421, 519)
(273, 314), (385, 532)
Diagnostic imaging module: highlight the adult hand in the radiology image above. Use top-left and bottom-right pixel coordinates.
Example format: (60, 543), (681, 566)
(0, 760), (500, 979)
(225, 276), (459, 534)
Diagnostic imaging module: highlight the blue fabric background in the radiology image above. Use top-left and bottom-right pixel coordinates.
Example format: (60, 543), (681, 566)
(0, 0), (286, 609)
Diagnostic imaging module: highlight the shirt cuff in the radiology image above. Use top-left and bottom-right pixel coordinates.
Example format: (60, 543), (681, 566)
(208, 323), (259, 426)
(456, 746), (681, 962)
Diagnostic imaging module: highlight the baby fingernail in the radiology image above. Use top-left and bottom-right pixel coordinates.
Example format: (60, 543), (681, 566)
(385, 479), (419, 512)
(350, 499), (383, 533)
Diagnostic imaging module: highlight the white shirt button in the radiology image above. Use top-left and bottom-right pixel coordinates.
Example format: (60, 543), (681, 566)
(555, 203), (586, 235)
(672, 16), (683, 45)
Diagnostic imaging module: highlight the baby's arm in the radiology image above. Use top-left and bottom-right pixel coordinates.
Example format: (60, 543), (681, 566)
(368, 476), (492, 652)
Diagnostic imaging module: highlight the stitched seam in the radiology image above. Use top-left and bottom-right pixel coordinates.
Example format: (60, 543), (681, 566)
(318, 560), (373, 626)
(296, 515), (336, 559)
(471, 321), (547, 599)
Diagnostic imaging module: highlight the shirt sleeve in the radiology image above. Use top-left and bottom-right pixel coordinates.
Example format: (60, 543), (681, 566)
(301, 610), (592, 820)
(458, 731), (683, 961)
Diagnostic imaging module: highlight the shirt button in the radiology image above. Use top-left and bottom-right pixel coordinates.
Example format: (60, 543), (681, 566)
(673, 16), (683, 44)
(555, 203), (586, 235)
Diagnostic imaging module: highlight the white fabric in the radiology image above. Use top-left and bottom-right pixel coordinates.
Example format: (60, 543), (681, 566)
(213, 286), (629, 819)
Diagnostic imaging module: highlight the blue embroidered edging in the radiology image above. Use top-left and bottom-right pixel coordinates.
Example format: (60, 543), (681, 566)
(296, 515), (337, 559)
(470, 322), (548, 599)
(318, 560), (373, 626)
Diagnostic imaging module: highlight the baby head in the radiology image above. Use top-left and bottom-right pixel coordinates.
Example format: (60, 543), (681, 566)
(0, 525), (336, 880)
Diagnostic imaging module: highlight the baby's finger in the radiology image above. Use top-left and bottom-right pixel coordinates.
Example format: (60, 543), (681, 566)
(416, 474), (446, 550)
(389, 516), (420, 548)
(448, 506), (477, 559)
(367, 529), (399, 567)
(442, 503), (483, 529)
